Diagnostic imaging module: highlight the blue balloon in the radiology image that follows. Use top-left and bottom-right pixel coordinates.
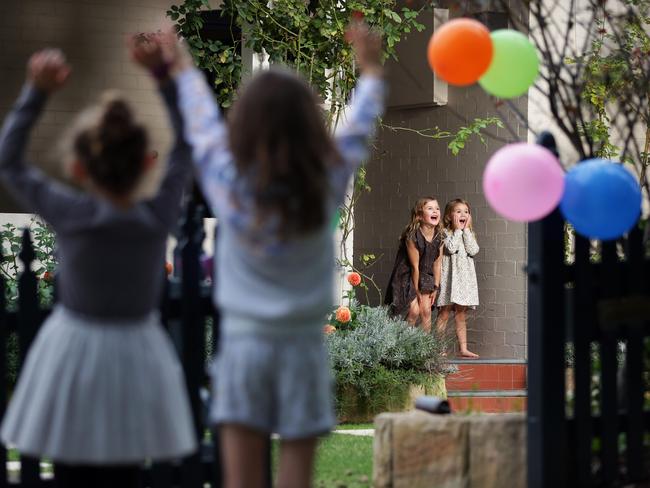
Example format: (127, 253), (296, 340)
(560, 159), (641, 240)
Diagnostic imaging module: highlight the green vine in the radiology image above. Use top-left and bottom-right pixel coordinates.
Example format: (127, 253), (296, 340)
(168, 0), (428, 117)
(383, 116), (504, 156)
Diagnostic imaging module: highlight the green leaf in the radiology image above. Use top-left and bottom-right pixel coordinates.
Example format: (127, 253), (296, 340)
(385, 10), (402, 23)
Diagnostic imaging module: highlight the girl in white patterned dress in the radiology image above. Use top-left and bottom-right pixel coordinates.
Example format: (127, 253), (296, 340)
(435, 199), (480, 358)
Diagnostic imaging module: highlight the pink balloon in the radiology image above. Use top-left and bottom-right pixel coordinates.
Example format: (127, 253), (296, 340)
(483, 143), (565, 222)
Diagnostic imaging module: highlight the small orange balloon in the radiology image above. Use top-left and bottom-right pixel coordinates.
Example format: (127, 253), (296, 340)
(427, 18), (493, 86)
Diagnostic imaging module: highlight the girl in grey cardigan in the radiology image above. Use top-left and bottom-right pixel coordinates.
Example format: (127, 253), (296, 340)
(0, 44), (196, 487)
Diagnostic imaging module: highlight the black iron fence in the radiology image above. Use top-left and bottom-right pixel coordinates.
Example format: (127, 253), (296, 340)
(0, 201), (234, 487)
(14, 153), (648, 488)
(528, 140), (650, 486)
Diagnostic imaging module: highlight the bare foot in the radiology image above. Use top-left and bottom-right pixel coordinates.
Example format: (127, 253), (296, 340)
(459, 350), (479, 359)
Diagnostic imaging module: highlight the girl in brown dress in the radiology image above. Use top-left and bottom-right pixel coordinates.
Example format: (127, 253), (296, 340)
(384, 197), (444, 332)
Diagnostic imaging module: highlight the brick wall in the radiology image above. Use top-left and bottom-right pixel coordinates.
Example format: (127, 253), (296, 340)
(0, 0), (183, 211)
(354, 7), (529, 359)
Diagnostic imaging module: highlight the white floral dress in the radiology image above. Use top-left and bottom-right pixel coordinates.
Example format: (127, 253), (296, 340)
(436, 229), (479, 308)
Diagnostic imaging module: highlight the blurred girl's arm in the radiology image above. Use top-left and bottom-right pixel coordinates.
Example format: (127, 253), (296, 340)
(175, 67), (234, 217)
(0, 84), (81, 225)
(444, 229), (463, 253)
(146, 78), (193, 228)
(463, 229), (480, 256)
(406, 238), (420, 297)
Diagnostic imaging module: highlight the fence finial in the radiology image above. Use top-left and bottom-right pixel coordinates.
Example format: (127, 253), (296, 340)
(536, 131), (559, 158)
(18, 228), (35, 270)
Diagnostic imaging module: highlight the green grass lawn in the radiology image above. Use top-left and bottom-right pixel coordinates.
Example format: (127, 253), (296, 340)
(273, 432), (374, 488)
(9, 426), (376, 486)
(335, 423), (374, 430)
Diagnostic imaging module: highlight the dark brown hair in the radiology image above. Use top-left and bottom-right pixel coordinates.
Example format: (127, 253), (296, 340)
(442, 198), (473, 231)
(400, 197), (441, 242)
(228, 68), (342, 238)
(73, 94), (148, 197)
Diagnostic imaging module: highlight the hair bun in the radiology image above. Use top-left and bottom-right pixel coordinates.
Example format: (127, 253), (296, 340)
(71, 90), (148, 197)
(98, 91), (135, 144)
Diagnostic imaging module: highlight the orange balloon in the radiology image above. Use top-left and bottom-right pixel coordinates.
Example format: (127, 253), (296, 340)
(427, 18), (493, 86)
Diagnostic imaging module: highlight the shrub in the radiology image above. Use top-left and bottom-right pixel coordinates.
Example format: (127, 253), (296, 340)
(326, 304), (449, 419)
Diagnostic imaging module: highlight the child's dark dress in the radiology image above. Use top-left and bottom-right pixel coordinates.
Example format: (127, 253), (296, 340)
(384, 229), (442, 318)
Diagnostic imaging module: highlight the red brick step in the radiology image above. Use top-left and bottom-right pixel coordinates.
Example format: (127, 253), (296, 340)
(445, 359), (527, 413)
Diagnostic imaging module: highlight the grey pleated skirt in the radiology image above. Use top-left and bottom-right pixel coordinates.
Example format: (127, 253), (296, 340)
(1, 306), (197, 464)
(210, 316), (336, 440)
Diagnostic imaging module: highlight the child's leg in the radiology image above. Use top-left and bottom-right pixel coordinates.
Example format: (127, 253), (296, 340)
(277, 436), (318, 488)
(435, 305), (452, 335)
(220, 424), (268, 488)
(418, 293), (434, 333)
(405, 298), (420, 326)
(455, 305), (479, 358)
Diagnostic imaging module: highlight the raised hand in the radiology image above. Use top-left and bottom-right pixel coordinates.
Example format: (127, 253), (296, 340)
(129, 26), (195, 79)
(27, 49), (71, 93)
(128, 31), (167, 73)
(345, 18), (383, 76)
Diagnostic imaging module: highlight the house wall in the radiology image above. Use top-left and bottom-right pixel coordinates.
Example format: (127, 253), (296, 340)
(0, 0), (183, 212)
(354, 4), (529, 359)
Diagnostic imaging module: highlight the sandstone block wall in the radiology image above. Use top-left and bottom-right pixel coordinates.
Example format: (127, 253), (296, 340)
(374, 410), (526, 488)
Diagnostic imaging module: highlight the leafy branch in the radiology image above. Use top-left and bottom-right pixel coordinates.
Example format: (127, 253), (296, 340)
(383, 116), (504, 156)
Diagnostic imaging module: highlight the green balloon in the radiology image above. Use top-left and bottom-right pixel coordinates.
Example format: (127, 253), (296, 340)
(479, 29), (539, 99)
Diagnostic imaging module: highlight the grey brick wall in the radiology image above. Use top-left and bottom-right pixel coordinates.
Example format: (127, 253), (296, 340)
(354, 9), (529, 359)
(0, 0), (178, 212)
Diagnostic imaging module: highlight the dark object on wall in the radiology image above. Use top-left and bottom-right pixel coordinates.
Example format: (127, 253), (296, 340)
(415, 396), (452, 414)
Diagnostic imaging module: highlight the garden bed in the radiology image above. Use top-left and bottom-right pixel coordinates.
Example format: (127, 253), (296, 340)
(337, 374), (446, 423)
(325, 303), (449, 423)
